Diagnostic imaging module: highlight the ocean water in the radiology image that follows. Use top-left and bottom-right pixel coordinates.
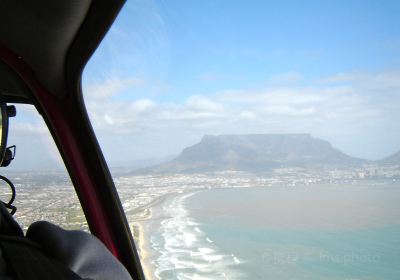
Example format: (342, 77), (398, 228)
(147, 182), (400, 280)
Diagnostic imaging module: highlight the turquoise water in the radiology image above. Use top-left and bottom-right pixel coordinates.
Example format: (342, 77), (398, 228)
(197, 221), (400, 279)
(149, 183), (400, 279)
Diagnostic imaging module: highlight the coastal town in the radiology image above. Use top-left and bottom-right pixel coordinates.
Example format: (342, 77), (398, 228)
(4, 163), (399, 232)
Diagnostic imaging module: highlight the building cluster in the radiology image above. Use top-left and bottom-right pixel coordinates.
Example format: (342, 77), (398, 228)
(7, 164), (399, 232)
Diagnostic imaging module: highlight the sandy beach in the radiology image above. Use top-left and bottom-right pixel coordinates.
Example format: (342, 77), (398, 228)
(132, 221), (156, 280)
(128, 190), (195, 280)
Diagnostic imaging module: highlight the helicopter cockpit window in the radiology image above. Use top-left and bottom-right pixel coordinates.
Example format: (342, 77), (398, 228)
(83, 1), (400, 279)
(0, 104), (87, 232)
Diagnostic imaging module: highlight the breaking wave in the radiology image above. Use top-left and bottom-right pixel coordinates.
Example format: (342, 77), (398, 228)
(150, 192), (244, 280)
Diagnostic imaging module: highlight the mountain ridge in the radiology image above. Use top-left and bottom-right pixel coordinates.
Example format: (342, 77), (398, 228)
(133, 134), (381, 174)
(379, 150), (400, 165)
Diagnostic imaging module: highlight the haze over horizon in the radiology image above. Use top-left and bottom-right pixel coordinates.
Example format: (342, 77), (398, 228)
(3, 130), (400, 174)
(3, 0), (400, 171)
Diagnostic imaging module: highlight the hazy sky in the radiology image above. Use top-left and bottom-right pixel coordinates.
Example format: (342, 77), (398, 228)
(6, 0), (400, 170)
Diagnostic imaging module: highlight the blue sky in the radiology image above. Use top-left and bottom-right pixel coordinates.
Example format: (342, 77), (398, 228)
(7, 0), (400, 170)
(85, 0), (400, 99)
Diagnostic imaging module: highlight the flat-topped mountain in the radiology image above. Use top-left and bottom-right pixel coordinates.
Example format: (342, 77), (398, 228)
(135, 134), (367, 174)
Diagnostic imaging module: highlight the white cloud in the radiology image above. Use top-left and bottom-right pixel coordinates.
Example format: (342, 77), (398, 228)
(262, 105), (316, 116)
(130, 99), (156, 113)
(85, 77), (143, 99)
(238, 111), (256, 120)
(8, 70), (400, 168)
(186, 95), (225, 112)
(82, 71), (400, 137)
(85, 70), (400, 160)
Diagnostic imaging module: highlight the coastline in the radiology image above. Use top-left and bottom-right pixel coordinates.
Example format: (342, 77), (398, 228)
(129, 187), (247, 280)
(124, 180), (400, 280)
(132, 221), (155, 280)
(128, 189), (202, 280)
(128, 185), (266, 279)
(129, 194), (171, 280)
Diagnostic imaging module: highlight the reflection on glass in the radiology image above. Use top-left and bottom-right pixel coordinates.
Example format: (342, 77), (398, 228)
(86, 1), (400, 279)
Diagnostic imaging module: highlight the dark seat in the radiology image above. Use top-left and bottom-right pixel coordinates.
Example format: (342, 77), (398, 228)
(0, 203), (132, 280)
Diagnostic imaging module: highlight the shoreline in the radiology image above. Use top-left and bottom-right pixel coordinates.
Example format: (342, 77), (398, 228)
(126, 181), (400, 279)
(129, 184), (339, 279)
(129, 189), (204, 280)
(132, 221), (155, 280)
(130, 193), (174, 280)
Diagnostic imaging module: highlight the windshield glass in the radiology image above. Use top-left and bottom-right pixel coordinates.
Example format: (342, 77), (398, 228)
(83, 1), (400, 279)
(1, 104), (87, 231)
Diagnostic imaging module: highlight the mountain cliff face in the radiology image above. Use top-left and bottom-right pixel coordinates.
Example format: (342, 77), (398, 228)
(380, 151), (400, 165)
(136, 134), (366, 174)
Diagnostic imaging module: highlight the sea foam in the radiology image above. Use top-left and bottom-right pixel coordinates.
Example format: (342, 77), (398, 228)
(150, 192), (243, 279)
